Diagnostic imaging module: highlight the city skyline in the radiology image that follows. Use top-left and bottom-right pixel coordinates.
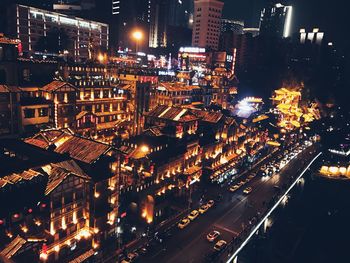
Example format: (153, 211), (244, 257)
(0, 1), (349, 263)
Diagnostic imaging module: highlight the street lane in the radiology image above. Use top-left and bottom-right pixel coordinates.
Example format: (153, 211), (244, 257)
(141, 144), (318, 263)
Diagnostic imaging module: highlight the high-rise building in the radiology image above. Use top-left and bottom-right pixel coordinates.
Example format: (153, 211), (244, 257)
(168, 0), (193, 28)
(192, 0), (224, 50)
(6, 4), (108, 62)
(53, 0), (96, 15)
(109, 0), (151, 50)
(219, 19), (244, 51)
(299, 28), (325, 45)
(149, 0), (168, 48)
(221, 19), (244, 35)
(259, 2), (293, 38)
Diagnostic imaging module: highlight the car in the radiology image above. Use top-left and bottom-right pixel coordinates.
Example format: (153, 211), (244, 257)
(213, 240), (227, 251)
(188, 210), (199, 221)
(229, 184), (240, 192)
(207, 200), (215, 207)
(248, 173), (256, 179)
(199, 204), (209, 214)
(138, 246), (148, 255)
(178, 218), (190, 229)
(238, 180), (245, 186)
(206, 230), (220, 242)
(127, 252), (138, 262)
(243, 187), (253, 194)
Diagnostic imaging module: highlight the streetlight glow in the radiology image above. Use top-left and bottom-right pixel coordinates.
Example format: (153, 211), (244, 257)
(132, 30), (143, 41)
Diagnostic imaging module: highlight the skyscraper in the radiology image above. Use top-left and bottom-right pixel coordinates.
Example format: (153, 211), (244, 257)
(149, 0), (168, 48)
(259, 2), (293, 38)
(219, 19), (244, 51)
(221, 19), (244, 35)
(192, 0), (224, 50)
(109, 0), (151, 51)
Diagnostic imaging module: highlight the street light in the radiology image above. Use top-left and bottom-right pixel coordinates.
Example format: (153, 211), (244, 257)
(132, 30), (143, 53)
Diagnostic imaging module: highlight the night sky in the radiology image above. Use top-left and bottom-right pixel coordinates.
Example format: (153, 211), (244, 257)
(223, 0), (349, 49)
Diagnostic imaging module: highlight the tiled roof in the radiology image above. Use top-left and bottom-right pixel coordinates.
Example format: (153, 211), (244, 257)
(158, 82), (200, 92)
(24, 129), (71, 149)
(25, 129), (111, 164)
(54, 136), (111, 164)
(42, 160), (90, 195)
(76, 111), (90, 120)
(41, 81), (76, 92)
(0, 85), (21, 93)
(191, 109), (223, 123)
(0, 235), (26, 259)
(0, 169), (43, 189)
(146, 105), (198, 123)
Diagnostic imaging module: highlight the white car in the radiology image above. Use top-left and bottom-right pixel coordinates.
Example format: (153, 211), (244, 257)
(188, 210), (199, 221)
(206, 230), (220, 242)
(207, 200), (215, 207)
(213, 240), (227, 251)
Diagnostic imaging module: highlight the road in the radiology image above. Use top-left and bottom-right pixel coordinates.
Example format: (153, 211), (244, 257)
(139, 143), (319, 263)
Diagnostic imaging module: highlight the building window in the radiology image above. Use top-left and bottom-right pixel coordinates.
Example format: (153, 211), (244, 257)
(23, 108), (35, 118)
(38, 108), (49, 117)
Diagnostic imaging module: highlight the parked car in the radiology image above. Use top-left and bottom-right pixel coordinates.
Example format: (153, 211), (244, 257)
(229, 184), (240, 192)
(207, 200), (215, 207)
(178, 218), (190, 229)
(213, 240), (227, 251)
(199, 204), (209, 214)
(243, 187), (253, 194)
(188, 210), (199, 221)
(206, 230), (220, 242)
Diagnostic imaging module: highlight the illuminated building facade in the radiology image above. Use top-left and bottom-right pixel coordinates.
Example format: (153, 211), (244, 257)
(203, 67), (238, 110)
(113, 73), (157, 135)
(0, 85), (20, 136)
(271, 87), (320, 131)
(299, 28), (325, 45)
(41, 81), (77, 130)
(178, 46), (207, 72)
(24, 128), (121, 255)
(154, 82), (202, 107)
(0, 140), (92, 262)
(259, 2), (293, 38)
(192, 0), (224, 50)
(6, 5), (109, 61)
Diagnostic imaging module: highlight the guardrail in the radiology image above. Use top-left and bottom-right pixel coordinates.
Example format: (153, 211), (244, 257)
(224, 151), (322, 263)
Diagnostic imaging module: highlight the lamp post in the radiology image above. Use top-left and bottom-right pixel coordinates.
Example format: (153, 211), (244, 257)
(132, 30), (143, 53)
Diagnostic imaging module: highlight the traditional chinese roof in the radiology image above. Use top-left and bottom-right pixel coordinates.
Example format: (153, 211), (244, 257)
(143, 127), (163, 137)
(0, 235), (26, 259)
(76, 111), (91, 120)
(41, 81), (77, 92)
(42, 160), (90, 195)
(158, 82), (200, 92)
(54, 136), (111, 164)
(145, 105), (198, 123)
(191, 110), (223, 124)
(24, 129), (72, 149)
(96, 120), (124, 130)
(69, 249), (95, 263)
(25, 129), (111, 164)
(0, 169), (43, 189)
(0, 85), (21, 93)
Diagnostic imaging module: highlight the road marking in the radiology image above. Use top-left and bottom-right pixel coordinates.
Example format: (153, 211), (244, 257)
(213, 224), (239, 236)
